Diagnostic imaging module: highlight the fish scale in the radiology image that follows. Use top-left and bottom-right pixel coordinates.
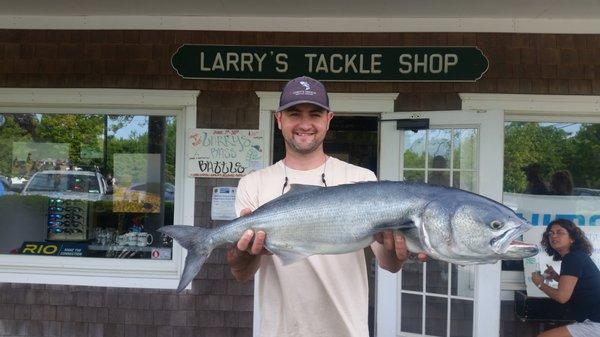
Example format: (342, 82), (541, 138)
(159, 180), (538, 292)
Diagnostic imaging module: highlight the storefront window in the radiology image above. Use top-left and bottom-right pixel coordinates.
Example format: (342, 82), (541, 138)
(502, 121), (600, 272)
(0, 112), (176, 260)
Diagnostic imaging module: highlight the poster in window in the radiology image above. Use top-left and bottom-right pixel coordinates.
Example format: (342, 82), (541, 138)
(113, 153), (162, 213)
(187, 129), (264, 178)
(12, 142), (70, 177)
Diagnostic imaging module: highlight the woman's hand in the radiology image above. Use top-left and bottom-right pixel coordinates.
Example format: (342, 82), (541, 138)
(531, 271), (544, 287)
(543, 264), (560, 282)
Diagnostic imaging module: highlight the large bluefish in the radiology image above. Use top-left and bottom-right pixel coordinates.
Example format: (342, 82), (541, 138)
(159, 181), (538, 292)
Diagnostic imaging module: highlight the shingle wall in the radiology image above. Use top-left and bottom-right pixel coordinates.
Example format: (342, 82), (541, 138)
(1, 30), (599, 337)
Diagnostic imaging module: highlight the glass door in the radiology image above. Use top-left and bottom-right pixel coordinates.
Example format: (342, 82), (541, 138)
(376, 109), (503, 337)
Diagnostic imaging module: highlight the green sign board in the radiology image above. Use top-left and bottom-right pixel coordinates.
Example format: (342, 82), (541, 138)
(171, 45), (488, 82)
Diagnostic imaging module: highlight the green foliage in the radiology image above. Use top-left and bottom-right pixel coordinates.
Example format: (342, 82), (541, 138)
(0, 115), (33, 176)
(503, 122), (597, 192)
(165, 117), (177, 184)
(36, 114), (105, 166)
(566, 124), (600, 188)
(0, 113), (176, 187)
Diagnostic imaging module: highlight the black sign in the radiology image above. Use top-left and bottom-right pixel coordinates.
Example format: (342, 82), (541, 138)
(171, 45), (488, 82)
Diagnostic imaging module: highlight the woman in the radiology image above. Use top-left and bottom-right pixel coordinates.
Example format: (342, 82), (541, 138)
(532, 219), (600, 337)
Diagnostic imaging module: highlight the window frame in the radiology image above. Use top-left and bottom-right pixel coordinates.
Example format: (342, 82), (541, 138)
(460, 93), (600, 294)
(0, 88), (198, 290)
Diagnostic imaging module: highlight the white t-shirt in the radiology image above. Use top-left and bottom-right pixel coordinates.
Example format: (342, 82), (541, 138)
(235, 157), (377, 337)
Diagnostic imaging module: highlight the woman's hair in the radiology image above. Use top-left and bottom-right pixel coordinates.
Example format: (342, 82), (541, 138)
(541, 218), (593, 261)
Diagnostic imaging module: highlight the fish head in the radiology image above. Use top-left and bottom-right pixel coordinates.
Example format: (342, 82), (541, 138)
(422, 193), (539, 262)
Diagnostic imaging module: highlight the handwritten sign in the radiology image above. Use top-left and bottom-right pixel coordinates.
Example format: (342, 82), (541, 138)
(187, 129), (264, 178)
(504, 193), (600, 297)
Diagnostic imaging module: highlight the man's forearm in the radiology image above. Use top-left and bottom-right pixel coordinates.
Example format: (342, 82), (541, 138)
(227, 246), (262, 282)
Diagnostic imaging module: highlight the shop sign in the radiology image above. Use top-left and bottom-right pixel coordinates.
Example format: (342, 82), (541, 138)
(187, 129), (264, 178)
(171, 45), (488, 82)
(20, 241), (87, 257)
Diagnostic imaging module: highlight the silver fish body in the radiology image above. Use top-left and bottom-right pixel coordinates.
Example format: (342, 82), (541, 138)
(159, 181), (538, 292)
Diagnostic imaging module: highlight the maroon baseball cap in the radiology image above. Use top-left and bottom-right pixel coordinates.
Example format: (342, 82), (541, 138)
(277, 76), (330, 112)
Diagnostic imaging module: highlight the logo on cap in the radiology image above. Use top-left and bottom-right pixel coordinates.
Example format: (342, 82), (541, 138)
(300, 81), (310, 91)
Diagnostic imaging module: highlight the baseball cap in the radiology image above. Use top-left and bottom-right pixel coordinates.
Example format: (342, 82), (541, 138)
(277, 76), (330, 112)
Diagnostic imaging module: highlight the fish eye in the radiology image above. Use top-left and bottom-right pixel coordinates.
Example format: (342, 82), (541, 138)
(490, 220), (504, 230)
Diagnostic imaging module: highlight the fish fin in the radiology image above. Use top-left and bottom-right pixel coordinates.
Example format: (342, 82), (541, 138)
(268, 246), (313, 266)
(288, 184), (322, 193)
(286, 184), (323, 195)
(370, 220), (416, 233)
(158, 225), (215, 292)
(258, 184), (322, 208)
(360, 221), (417, 240)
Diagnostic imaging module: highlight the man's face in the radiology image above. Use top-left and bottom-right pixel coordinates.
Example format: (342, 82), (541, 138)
(275, 103), (333, 155)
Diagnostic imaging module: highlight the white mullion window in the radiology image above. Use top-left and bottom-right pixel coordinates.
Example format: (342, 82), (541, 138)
(0, 88), (198, 289)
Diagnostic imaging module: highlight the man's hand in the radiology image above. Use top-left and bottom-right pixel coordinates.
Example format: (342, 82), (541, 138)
(373, 230), (427, 273)
(235, 208), (272, 256)
(226, 208), (270, 282)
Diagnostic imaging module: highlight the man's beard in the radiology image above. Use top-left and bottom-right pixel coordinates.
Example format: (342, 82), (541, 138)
(284, 136), (322, 154)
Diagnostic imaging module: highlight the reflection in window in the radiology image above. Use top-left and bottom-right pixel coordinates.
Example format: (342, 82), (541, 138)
(0, 112), (176, 260)
(502, 121), (600, 271)
(402, 128), (478, 190)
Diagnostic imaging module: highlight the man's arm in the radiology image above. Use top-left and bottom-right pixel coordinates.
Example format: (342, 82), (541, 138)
(227, 208), (271, 282)
(227, 175), (264, 282)
(227, 229), (265, 282)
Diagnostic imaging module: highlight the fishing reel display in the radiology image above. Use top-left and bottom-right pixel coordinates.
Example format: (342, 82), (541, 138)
(47, 198), (90, 241)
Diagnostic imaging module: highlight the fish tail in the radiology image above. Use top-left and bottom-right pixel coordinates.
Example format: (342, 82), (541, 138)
(157, 225), (216, 292)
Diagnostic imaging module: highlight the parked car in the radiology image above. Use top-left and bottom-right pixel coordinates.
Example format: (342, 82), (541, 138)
(573, 187), (600, 197)
(21, 170), (110, 201)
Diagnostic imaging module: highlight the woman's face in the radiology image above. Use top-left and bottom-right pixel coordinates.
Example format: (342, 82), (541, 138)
(547, 224), (574, 253)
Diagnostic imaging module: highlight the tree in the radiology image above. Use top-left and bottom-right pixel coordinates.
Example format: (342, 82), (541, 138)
(0, 114), (34, 177)
(566, 124), (600, 189)
(504, 122), (570, 193)
(35, 114), (105, 167)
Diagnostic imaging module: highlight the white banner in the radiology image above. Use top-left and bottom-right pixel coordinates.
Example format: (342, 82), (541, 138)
(187, 129), (264, 178)
(504, 192), (600, 297)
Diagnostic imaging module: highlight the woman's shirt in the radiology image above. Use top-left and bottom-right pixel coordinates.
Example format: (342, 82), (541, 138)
(560, 250), (600, 322)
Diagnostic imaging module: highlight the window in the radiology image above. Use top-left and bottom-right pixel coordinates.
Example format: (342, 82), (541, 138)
(502, 121), (600, 285)
(0, 89), (197, 289)
(460, 93), (600, 291)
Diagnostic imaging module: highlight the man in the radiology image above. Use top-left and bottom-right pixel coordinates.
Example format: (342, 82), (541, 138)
(227, 76), (423, 337)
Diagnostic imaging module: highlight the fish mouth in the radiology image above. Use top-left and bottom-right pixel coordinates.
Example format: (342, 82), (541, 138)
(502, 240), (539, 259)
(490, 223), (532, 255)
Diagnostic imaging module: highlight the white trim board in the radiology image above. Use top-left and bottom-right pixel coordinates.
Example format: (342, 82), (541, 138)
(0, 88), (199, 290)
(460, 93), (600, 117)
(3, 16), (600, 34)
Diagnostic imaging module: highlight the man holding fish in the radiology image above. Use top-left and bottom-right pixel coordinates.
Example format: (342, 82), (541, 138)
(227, 76), (426, 337)
(159, 76), (538, 337)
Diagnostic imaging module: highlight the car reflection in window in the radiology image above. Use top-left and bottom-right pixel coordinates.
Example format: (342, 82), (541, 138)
(21, 170), (109, 201)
